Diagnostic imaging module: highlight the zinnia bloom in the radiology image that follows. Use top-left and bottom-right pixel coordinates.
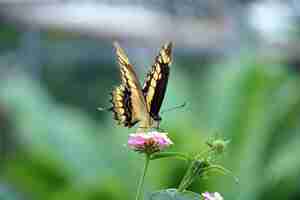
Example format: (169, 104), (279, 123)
(128, 131), (173, 154)
(201, 192), (224, 200)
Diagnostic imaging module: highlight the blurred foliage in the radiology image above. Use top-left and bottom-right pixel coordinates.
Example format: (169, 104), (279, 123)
(1, 14), (300, 200)
(0, 25), (20, 50)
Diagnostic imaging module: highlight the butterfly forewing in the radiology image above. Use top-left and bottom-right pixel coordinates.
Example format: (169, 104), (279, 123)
(142, 42), (173, 121)
(112, 42), (152, 128)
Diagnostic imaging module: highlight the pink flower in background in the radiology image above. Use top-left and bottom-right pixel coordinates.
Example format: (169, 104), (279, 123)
(201, 192), (224, 200)
(128, 131), (173, 154)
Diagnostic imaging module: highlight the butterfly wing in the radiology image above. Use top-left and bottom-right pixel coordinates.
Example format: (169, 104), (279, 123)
(142, 42), (173, 121)
(111, 42), (152, 128)
(110, 85), (138, 127)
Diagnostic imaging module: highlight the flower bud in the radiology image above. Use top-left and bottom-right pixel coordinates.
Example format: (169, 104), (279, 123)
(207, 139), (229, 154)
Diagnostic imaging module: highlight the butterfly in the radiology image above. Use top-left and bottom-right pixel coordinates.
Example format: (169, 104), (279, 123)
(109, 42), (173, 131)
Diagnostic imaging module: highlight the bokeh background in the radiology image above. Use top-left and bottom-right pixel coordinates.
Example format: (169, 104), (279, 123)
(1, 1), (300, 200)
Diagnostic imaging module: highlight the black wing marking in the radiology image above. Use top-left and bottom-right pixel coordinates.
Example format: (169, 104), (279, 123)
(142, 42), (173, 121)
(110, 85), (138, 128)
(113, 42), (151, 128)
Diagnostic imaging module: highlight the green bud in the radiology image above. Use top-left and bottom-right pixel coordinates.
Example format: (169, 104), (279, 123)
(207, 139), (229, 154)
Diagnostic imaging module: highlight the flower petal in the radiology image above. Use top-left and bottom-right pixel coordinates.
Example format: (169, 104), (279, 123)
(127, 131), (173, 154)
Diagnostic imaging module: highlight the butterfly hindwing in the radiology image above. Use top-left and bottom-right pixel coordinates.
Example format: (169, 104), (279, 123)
(142, 42), (173, 121)
(110, 85), (138, 127)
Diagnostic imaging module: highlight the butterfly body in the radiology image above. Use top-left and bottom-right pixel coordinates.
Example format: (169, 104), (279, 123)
(110, 42), (172, 131)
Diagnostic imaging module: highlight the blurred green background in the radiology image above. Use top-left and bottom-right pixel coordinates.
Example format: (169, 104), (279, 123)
(1, 1), (300, 200)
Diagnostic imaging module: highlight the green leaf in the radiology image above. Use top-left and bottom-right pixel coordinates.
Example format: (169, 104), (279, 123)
(149, 189), (201, 200)
(150, 152), (191, 161)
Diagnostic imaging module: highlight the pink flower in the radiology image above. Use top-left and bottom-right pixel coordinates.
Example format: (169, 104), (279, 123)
(128, 131), (173, 154)
(201, 192), (224, 200)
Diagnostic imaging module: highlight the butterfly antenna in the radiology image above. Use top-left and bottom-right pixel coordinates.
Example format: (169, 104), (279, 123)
(97, 107), (112, 112)
(113, 41), (120, 49)
(160, 102), (187, 114)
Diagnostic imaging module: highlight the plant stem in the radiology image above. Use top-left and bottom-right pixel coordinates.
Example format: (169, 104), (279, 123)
(135, 154), (150, 200)
(177, 160), (193, 192)
(150, 152), (191, 161)
(178, 159), (206, 192)
(195, 149), (213, 160)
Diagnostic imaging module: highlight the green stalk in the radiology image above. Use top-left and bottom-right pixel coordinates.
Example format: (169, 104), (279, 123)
(178, 160), (207, 192)
(150, 152), (191, 161)
(177, 160), (194, 192)
(135, 154), (151, 200)
(195, 148), (213, 160)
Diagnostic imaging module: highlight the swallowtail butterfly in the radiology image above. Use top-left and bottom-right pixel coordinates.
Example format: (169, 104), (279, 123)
(109, 42), (172, 130)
